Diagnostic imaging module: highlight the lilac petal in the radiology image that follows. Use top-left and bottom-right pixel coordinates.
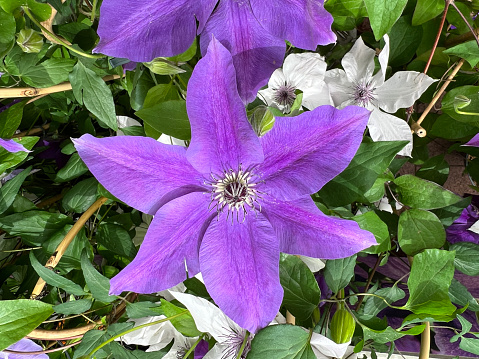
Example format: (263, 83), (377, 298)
(199, 212), (283, 333)
(465, 133), (479, 147)
(263, 196), (377, 258)
(187, 37), (264, 174)
(200, 1), (286, 103)
(110, 192), (214, 295)
(73, 134), (204, 215)
(249, 0), (336, 49)
(1, 338), (48, 359)
(95, 0), (218, 61)
(446, 206), (479, 244)
(258, 105), (370, 201)
(0, 138), (31, 153)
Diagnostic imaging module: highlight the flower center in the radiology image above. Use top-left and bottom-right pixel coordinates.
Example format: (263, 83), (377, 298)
(273, 83), (296, 109)
(353, 80), (376, 107)
(209, 166), (261, 219)
(220, 328), (252, 359)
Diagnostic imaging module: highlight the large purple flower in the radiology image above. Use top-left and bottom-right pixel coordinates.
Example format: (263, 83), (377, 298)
(94, 0), (336, 103)
(74, 38), (375, 332)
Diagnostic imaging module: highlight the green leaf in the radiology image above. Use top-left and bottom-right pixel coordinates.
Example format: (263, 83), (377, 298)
(450, 242), (479, 276)
(429, 114), (478, 140)
(0, 299), (53, 351)
(402, 249), (456, 315)
(248, 325), (315, 359)
(167, 38), (197, 62)
(364, 0), (407, 40)
(62, 178), (98, 213)
(142, 83), (180, 109)
(73, 329), (105, 359)
(279, 254), (321, 321)
(22, 58), (76, 88)
(160, 299), (201, 337)
(30, 251), (87, 296)
(324, 0), (368, 31)
(55, 152), (89, 182)
(0, 210), (72, 245)
(362, 324), (425, 344)
(69, 61), (118, 130)
(431, 196), (471, 226)
(319, 141), (407, 207)
(444, 41), (479, 68)
(53, 299), (92, 316)
(136, 100), (191, 140)
(323, 255), (357, 294)
(353, 211), (390, 254)
(0, 101), (26, 138)
(449, 278), (479, 312)
(81, 251), (117, 303)
(16, 28), (42, 53)
(394, 175), (462, 209)
(363, 284), (405, 316)
(416, 155), (449, 185)
(412, 0), (444, 26)
(97, 223), (137, 259)
(125, 301), (164, 319)
(0, 0), (51, 21)
(0, 166), (31, 214)
(450, 315), (473, 343)
(0, 7), (15, 46)
(460, 337), (479, 355)
(387, 15), (423, 67)
(0, 137), (38, 174)
(398, 209), (446, 255)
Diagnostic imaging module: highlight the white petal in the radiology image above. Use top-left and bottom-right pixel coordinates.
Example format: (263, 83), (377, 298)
(157, 282), (187, 301)
(342, 36), (376, 83)
(118, 315), (177, 347)
(171, 292), (240, 342)
(271, 312), (287, 325)
(148, 332), (197, 355)
(468, 220), (479, 234)
(157, 134), (187, 146)
(267, 67), (287, 89)
(298, 255), (325, 272)
(376, 71), (437, 113)
(310, 332), (350, 359)
(116, 116), (141, 136)
(324, 69), (353, 108)
(283, 52), (327, 89)
(371, 34), (390, 87)
(367, 109), (413, 157)
(302, 83), (334, 110)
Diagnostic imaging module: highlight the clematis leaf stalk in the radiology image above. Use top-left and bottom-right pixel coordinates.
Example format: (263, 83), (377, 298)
(74, 38), (376, 333)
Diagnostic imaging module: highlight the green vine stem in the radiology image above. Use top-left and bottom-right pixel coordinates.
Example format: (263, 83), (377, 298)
(86, 311), (189, 358)
(90, 0), (99, 22)
(23, 7), (105, 59)
(182, 334), (205, 359)
(236, 331), (250, 359)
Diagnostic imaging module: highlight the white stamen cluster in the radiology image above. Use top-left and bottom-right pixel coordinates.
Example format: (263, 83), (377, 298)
(352, 80), (376, 107)
(273, 83), (297, 109)
(209, 167), (260, 220)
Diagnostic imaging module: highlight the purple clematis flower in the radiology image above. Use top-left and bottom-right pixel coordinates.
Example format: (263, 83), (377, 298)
(446, 204), (479, 244)
(74, 38), (375, 332)
(0, 338), (48, 359)
(94, 0), (336, 103)
(0, 139), (30, 153)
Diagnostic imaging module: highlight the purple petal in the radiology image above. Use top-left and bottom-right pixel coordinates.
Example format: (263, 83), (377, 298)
(258, 105), (370, 201)
(0, 138), (30, 153)
(446, 205), (479, 244)
(186, 37), (264, 174)
(199, 212), (283, 332)
(263, 196), (377, 258)
(249, 0), (336, 49)
(1, 338), (48, 359)
(465, 133), (479, 147)
(94, 0), (218, 61)
(200, 1), (286, 103)
(73, 134), (204, 215)
(110, 192), (214, 295)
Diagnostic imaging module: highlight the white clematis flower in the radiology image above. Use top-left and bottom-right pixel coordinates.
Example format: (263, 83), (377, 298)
(258, 52), (332, 113)
(116, 116), (141, 136)
(321, 35), (436, 157)
(310, 332), (350, 359)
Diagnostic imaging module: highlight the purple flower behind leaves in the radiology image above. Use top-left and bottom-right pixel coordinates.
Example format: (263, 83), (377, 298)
(0, 139), (30, 153)
(446, 204), (479, 244)
(73, 38), (375, 332)
(0, 338), (48, 359)
(94, 0), (336, 103)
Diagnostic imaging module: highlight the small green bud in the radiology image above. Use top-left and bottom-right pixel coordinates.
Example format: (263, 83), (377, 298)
(330, 308), (355, 344)
(144, 58), (185, 75)
(454, 95), (472, 110)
